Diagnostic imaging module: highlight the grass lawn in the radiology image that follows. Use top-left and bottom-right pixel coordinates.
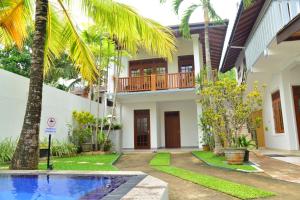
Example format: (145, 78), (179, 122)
(1, 154), (120, 171)
(193, 151), (257, 172)
(154, 166), (275, 200)
(149, 152), (170, 166)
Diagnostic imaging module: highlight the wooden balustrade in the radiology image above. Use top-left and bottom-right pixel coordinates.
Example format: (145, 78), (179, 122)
(116, 72), (195, 93)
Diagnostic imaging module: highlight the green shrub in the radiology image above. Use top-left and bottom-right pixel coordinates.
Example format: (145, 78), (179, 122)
(51, 140), (77, 157)
(0, 138), (16, 163)
(97, 131), (113, 152)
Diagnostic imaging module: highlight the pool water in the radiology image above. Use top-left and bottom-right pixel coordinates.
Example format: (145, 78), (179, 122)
(0, 174), (131, 200)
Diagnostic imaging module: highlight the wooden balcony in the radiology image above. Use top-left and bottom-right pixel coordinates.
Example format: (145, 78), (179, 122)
(116, 72), (195, 93)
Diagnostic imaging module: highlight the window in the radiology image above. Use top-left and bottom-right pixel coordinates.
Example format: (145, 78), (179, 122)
(130, 69), (140, 77)
(143, 68), (153, 75)
(272, 91), (285, 133)
(129, 58), (167, 77)
(156, 67), (166, 75)
(180, 65), (193, 73)
(178, 55), (194, 73)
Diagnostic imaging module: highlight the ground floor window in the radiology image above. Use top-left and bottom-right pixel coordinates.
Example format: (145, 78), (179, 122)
(272, 90), (285, 133)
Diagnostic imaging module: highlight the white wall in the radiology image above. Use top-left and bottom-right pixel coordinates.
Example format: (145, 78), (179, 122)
(121, 102), (158, 149)
(0, 69), (103, 141)
(262, 65), (300, 150)
(157, 100), (198, 148)
(118, 37), (194, 78)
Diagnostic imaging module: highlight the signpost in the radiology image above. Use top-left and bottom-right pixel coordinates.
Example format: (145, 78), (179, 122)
(45, 117), (56, 170)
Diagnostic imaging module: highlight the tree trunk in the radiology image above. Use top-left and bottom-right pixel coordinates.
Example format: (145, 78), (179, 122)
(204, 6), (223, 155)
(204, 7), (213, 82)
(10, 0), (48, 170)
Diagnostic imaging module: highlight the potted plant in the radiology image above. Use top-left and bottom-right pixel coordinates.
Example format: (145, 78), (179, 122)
(39, 139), (49, 158)
(238, 135), (255, 162)
(200, 117), (213, 151)
(199, 78), (263, 164)
(70, 111), (95, 152)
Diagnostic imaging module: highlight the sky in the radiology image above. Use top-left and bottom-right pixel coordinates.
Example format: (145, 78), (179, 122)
(72, 0), (241, 68)
(116, 0), (240, 26)
(114, 0), (241, 68)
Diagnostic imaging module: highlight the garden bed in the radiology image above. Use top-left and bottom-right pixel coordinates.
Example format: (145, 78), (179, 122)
(154, 166), (275, 200)
(192, 151), (262, 172)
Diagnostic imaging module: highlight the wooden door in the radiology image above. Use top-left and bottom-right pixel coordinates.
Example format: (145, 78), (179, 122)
(165, 111), (181, 148)
(251, 110), (265, 148)
(134, 110), (151, 149)
(293, 86), (300, 147)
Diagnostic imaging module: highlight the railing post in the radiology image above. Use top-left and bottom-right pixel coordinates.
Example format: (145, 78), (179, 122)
(151, 74), (157, 91)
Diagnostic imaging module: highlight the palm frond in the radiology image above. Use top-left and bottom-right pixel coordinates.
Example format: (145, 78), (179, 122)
(172, 0), (185, 14)
(78, 0), (176, 60)
(0, 0), (33, 48)
(243, 0), (256, 9)
(180, 4), (200, 38)
(43, 3), (66, 75)
(57, 0), (98, 83)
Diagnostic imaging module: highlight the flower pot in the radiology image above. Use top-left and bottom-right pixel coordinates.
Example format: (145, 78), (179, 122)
(244, 149), (250, 162)
(224, 148), (246, 165)
(81, 143), (93, 152)
(39, 148), (49, 158)
(202, 144), (210, 152)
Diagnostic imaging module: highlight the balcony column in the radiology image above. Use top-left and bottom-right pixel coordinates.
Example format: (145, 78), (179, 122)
(192, 34), (202, 78)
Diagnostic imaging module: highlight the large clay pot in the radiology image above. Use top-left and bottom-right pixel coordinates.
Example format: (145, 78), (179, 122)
(224, 148), (246, 165)
(81, 143), (93, 152)
(202, 144), (210, 152)
(39, 148), (49, 158)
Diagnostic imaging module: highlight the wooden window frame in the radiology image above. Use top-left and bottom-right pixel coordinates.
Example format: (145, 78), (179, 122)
(178, 55), (195, 73)
(129, 58), (167, 77)
(272, 90), (285, 134)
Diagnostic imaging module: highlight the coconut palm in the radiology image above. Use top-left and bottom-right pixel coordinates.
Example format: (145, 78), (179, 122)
(161, 0), (256, 155)
(0, 0), (176, 169)
(161, 0), (223, 154)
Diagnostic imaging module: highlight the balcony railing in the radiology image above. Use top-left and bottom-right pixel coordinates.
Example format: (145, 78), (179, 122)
(116, 72), (195, 93)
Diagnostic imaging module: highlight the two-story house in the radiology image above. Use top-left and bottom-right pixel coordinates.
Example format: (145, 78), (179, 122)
(108, 22), (228, 150)
(221, 0), (300, 150)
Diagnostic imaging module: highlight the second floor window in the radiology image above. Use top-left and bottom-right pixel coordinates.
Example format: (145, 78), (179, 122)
(178, 55), (194, 73)
(272, 90), (285, 133)
(129, 58), (167, 77)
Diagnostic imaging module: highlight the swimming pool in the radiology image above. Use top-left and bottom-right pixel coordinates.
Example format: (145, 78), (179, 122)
(0, 174), (132, 200)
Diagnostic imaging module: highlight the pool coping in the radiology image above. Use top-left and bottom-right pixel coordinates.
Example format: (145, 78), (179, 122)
(0, 170), (168, 200)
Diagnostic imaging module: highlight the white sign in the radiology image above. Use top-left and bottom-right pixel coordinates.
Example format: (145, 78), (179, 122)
(45, 117), (57, 134)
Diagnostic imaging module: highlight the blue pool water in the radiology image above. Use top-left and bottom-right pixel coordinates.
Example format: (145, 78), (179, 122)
(0, 174), (130, 200)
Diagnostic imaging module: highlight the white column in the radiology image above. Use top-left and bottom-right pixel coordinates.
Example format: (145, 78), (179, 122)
(192, 34), (202, 77)
(196, 101), (203, 149)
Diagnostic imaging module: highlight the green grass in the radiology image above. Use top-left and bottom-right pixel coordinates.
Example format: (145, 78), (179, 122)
(193, 151), (257, 172)
(1, 154), (120, 171)
(0, 163), (9, 169)
(154, 166), (275, 200)
(149, 152), (171, 166)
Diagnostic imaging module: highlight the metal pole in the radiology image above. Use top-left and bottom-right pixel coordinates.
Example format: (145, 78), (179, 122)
(47, 134), (52, 170)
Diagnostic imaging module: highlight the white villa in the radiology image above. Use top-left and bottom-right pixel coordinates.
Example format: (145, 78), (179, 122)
(221, 0), (300, 150)
(107, 22), (228, 150)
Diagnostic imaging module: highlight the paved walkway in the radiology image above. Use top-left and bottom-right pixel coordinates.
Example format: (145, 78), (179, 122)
(116, 152), (300, 200)
(251, 151), (300, 183)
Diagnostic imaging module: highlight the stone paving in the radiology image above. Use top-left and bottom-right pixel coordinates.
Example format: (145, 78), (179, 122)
(116, 152), (300, 200)
(251, 151), (300, 183)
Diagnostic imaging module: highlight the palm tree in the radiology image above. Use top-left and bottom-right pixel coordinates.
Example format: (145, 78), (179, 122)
(161, 0), (223, 154)
(161, 0), (256, 155)
(0, 0), (176, 170)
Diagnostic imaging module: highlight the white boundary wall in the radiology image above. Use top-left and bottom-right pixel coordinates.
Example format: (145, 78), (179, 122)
(0, 69), (103, 141)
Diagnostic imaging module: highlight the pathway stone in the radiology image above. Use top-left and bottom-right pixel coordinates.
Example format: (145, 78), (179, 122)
(116, 152), (300, 200)
(251, 152), (300, 184)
